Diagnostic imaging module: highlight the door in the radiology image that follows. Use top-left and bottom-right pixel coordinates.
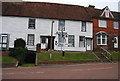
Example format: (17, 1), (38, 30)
(41, 37), (48, 49)
(114, 36), (118, 48)
(86, 38), (92, 51)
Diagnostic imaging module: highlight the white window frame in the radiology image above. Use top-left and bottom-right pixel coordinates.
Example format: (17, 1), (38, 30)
(27, 34), (35, 46)
(68, 35), (74, 47)
(58, 20), (65, 31)
(114, 22), (119, 29)
(28, 18), (36, 29)
(99, 20), (107, 28)
(81, 22), (86, 32)
(105, 9), (109, 17)
(0, 34), (9, 50)
(97, 34), (107, 45)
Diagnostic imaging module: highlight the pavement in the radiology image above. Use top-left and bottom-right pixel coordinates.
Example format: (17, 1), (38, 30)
(2, 63), (119, 79)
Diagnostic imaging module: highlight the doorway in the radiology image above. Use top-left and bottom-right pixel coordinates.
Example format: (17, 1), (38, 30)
(114, 36), (118, 48)
(86, 38), (92, 51)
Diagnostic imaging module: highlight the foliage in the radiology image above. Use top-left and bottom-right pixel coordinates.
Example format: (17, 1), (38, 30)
(9, 47), (28, 65)
(14, 38), (26, 48)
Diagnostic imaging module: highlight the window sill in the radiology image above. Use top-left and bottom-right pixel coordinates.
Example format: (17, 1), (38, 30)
(97, 44), (107, 46)
(98, 26), (107, 28)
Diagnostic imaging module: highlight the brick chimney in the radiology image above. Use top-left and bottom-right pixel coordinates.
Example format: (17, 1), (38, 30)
(88, 5), (95, 8)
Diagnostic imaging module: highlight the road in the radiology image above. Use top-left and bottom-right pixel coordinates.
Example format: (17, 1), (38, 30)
(2, 63), (119, 79)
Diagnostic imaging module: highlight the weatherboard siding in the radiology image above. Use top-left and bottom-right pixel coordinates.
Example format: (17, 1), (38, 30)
(1, 16), (93, 51)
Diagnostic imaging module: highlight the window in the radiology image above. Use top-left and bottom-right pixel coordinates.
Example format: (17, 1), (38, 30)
(97, 34), (107, 45)
(28, 18), (35, 29)
(0, 34), (8, 50)
(68, 35), (74, 47)
(105, 9), (109, 17)
(58, 20), (65, 31)
(58, 34), (64, 47)
(114, 22), (119, 29)
(81, 22), (86, 32)
(27, 34), (34, 46)
(41, 37), (46, 43)
(79, 36), (85, 47)
(99, 20), (107, 28)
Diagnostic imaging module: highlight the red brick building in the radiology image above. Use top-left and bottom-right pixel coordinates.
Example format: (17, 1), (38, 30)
(87, 6), (120, 51)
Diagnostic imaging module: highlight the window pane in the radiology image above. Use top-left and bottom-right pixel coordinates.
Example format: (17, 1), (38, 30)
(27, 34), (34, 45)
(2, 44), (7, 48)
(81, 22), (86, 32)
(79, 36), (85, 47)
(29, 18), (35, 29)
(2, 36), (7, 43)
(58, 20), (65, 31)
(106, 10), (109, 17)
(102, 39), (106, 44)
(98, 39), (101, 44)
(114, 22), (118, 29)
(68, 35), (74, 47)
(41, 37), (46, 43)
(99, 20), (107, 27)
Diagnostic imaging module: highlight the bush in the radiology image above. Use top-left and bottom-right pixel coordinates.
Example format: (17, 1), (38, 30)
(14, 38), (26, 48)
(9, 47), (28, 66)
(25, 50), (36, 63)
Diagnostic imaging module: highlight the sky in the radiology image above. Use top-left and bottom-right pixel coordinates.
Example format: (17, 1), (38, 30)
(23, 0), (120, 12)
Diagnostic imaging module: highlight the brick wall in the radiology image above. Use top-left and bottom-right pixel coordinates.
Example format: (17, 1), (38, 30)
(93, 19), (119, 51)
(0, 51), (9, 56)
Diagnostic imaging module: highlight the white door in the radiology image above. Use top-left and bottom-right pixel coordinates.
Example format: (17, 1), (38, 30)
(41, 37), (48, 49)
(114, 36), (118, 48)
(86, 39), (92, 51)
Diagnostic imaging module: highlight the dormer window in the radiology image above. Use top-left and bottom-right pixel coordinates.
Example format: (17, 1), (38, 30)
(105, 9), (109, 17)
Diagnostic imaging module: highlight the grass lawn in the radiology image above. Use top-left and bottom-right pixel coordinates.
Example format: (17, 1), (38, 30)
(111, 52), (120, 59)
(37, 52), (97, 62)
(104, 52), (120, 59)
(2, 56), (17, 63)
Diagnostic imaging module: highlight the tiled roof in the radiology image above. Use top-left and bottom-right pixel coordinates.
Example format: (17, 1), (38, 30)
(86, 7), (120, 21)
(2, 2), (120, 21)
(2, 2), (92, 21)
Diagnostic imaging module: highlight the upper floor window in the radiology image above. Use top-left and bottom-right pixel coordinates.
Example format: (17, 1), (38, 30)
(81, 22), (86, 32)
(58, 20), (65, 31)
(99, 20), (107, 28)
(27, 34), (35, 46)
(68, 35), (74, 47)
(114, 22), (119, 29)
(105, 9), (109, 17)
(28, 18), (35, 29)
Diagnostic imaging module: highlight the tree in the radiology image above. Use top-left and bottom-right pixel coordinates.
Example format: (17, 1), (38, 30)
(14, 38), (26, 48)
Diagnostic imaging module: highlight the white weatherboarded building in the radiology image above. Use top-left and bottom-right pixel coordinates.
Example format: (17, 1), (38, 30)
(0, 2), (93, 51)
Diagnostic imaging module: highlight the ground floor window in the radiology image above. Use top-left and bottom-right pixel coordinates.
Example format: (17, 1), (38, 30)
(79, 36), (85, 47)
(68, 35), (74, 47)
(0, 34), (9, 50)
(97, 34), (107, 45)
(27, 34), (35, 46)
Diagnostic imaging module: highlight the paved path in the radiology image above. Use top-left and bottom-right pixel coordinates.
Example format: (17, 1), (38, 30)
(2, 63), (119, 79)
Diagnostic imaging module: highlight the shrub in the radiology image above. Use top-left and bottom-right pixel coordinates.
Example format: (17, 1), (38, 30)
(25, 50), (36, 63)
(9, 47), (28, 65)
(14, 38), (26, 48)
